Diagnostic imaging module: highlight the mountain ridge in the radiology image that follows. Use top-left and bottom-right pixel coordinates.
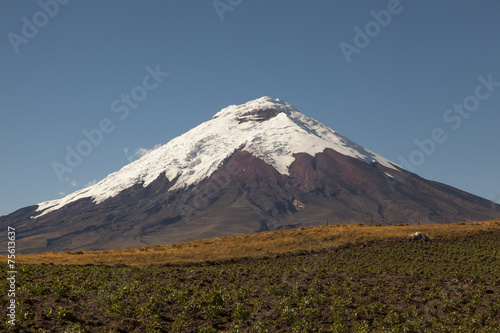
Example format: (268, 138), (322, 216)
(35, 96), (398, 218)
(1, 96), (499, 254)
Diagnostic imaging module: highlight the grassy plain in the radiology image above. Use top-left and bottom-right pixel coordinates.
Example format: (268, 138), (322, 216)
(1, 220), (499, 332)
(15, 219), (500, 266)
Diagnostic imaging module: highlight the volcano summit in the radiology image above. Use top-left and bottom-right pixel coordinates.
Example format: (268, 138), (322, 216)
(1, 97), (499, 253)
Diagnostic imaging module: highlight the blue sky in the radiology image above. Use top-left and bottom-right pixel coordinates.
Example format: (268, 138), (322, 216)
(1, 0), (499, 216)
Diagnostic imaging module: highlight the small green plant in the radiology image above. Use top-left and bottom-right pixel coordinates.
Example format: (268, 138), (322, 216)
(64, 323), (91, 333)
(232, 303), (251, 321)
(45, 306), (78, 322)
(199, 326), (218, 333)
(281, 305), (298, 324)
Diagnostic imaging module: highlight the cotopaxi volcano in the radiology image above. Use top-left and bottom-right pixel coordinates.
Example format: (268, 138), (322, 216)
(1, 97), (499, 253)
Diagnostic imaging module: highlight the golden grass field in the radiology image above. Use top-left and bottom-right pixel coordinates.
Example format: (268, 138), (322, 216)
(16, 219), (500, 267)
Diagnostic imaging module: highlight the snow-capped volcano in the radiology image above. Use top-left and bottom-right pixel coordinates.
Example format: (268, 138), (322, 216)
(36, 97), (397, 217)
(2, 96), (499, 254)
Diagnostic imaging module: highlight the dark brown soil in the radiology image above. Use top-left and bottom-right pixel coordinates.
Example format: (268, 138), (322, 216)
(1, 231), (499, 332)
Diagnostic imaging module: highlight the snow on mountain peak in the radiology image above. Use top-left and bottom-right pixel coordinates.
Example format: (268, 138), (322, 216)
(35, 97), (398, 217)
(213, 96), (292, 119)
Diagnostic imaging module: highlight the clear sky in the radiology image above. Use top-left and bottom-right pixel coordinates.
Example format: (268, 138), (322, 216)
(1, 0), (499, 216)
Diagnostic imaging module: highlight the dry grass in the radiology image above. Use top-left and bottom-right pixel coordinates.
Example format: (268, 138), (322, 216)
(16, 219), (500, 267)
